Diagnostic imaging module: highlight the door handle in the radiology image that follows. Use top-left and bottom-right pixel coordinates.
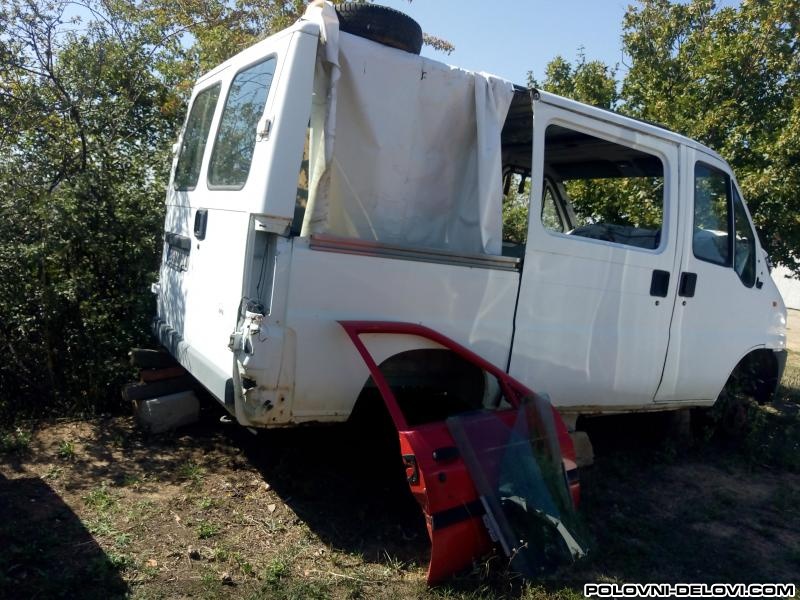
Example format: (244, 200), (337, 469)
(650, 270), (670, 298)
(194, 209), (208, 240)
(678, 272), (697, 297)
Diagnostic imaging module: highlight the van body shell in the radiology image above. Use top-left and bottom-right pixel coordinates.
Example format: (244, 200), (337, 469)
(153, 19), (787, 428)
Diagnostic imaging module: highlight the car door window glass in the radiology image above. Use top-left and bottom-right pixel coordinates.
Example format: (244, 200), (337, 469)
(543, 125), (664, 250)
(733, 188), (756, 287)
(693, 163), (732, 266)
(541, 183), (565, 233)
(174, 84), (221, 191)
(208, 57), (277, 189)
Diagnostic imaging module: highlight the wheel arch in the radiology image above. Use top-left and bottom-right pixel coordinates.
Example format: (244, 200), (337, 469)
(717, 346), (781, 405)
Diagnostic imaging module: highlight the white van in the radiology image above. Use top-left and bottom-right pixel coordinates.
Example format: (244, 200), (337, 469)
(152, 2), (787, 433)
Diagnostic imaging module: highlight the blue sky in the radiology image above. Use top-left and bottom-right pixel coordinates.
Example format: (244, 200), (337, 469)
(381, 0), (741, 84)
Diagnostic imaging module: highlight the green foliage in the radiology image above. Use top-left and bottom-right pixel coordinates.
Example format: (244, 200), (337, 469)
(529, 49), (618, 109)
(84, 484), (118, 512)
(537, 0), (800, 271)
(262, 556), (289, 584)
(621, 0), (800, 269)
(0, 0), (180, 422)
(0, 0), (307, 424)
(502, 176), (530, 244)
(0, 427), (32, 454)
(196, 520), (220, 539)
(564, 177), (664, 229)
(57, 439), (76, 460)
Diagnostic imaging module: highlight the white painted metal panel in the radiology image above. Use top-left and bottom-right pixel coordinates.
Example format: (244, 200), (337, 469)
(510, 100), (681, 409)
(285, 239), (519, 420)
(159, 26), (306, 399)
(655, 147), (787, 403)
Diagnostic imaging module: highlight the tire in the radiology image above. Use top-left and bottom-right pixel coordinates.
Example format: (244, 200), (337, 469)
(334, 3), (423, 55)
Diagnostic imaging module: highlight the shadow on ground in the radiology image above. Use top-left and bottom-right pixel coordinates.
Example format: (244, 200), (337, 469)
(228, 396), (431, 569)
(0, 472), (128, 599)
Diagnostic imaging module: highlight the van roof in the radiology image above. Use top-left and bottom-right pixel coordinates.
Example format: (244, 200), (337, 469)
(533, 89), (724, 162)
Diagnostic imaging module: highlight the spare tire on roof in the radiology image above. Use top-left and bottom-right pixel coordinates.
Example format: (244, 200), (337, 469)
(334, 2), (423, 55)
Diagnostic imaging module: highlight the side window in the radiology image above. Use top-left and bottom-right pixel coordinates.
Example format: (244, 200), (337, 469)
(693, 163), (731, 266)
(208, 57), (277, 189)
(544, 125), (664, 250)
(174, 84), (221, 191)
(733, 188), (756, 287)
(541, 183), (565, 233)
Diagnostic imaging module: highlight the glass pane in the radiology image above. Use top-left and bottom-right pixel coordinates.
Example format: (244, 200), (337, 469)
(544, 125), (664, 250)
(209, 57), (277, 188)
(733, 189), (756, 287)
(541, 185), (564, 233)
(447, 395), (584, 577)
(693, 164), (731, 266)
(174, 84), (221, 191)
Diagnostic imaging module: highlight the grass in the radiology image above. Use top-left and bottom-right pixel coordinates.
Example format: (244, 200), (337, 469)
(178, 461), (204, 487)
(262, 557), (289, 584)
(84, 484), (117, 512)
(0, 427), (32, 454)
(58, 439), (76, 460)
(197, 496), (215, 510)
(196, 520), (220, 540)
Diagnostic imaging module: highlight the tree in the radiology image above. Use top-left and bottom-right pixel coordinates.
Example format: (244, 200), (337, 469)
(529, 50), (619, 109)
(532, 1), (800, 273)
(0, 0), (182, 419)
(622, 0), (800, 269)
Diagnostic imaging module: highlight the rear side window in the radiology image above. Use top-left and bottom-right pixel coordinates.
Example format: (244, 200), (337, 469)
(693, 163), (731, 266)
(174, 84), (221, 191)
(208, 57), (277, 189)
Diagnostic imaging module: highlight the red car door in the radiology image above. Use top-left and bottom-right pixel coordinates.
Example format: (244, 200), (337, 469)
(339, 321), (582, 583)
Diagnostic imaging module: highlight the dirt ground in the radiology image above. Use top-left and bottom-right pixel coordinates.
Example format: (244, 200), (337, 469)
(1, 320), (800, 599)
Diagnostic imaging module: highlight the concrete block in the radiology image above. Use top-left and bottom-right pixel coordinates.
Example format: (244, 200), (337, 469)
(134, 390), (200, 434)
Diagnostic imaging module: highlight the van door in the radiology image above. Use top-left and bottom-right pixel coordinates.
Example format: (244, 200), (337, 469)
(510, 99), (681, 410)
(338, 321), (582, 583)
(158, 32), (298, 402)
(655, 148), (771, 403)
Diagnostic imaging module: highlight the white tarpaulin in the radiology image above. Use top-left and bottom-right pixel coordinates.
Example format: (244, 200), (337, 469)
(301, 2), (514, 256)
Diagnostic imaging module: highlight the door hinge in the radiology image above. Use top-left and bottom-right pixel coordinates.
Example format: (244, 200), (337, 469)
(257, 118), (273, 141)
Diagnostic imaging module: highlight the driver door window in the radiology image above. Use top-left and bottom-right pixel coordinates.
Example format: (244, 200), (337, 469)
(733, 188), (756, 287)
